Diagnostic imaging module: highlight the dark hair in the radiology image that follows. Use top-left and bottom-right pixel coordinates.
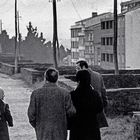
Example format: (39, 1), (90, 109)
(76, 70), (91, 86)
(44, 67), (58, 83)
(76, 60), (88, 69)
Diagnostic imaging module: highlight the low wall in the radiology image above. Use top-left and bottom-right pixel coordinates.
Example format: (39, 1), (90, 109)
(0, 63), (18, 75)
(19, 63), (53, 72)
(106, 88), (140, 116)
(64, 74), (140, 89)
(60, 79), (140, 116)
(0, 62), (53, 76)
(21, 68), (44, 84)
(20, 67), (140, 116)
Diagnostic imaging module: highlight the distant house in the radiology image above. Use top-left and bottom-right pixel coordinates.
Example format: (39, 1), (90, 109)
(63, 55), (71, 66)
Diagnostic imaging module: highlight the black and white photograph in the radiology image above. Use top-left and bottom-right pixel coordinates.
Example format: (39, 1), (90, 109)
(0, 0), (140, 139)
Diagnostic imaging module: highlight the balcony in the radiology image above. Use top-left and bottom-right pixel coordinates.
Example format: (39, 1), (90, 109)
(78, 32), (85, 36)
(79, 46), (85, 50)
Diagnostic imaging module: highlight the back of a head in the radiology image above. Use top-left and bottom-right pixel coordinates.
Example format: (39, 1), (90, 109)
(44, 67), (59, 83)
(76, 70), (91, 86)
(76, 60), (88, 69)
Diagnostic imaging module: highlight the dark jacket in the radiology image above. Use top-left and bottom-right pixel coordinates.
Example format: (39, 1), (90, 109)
(88, 68), (108, 128)
(69, 85), (103, 140)
(0, 100), (13, 140)
(28, 82), (76, 140)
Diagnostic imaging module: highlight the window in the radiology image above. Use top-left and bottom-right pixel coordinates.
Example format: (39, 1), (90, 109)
(107, 54), (109, 62)
(110, 37), (113, 45)
(109, 21), (113, 29)
(101, 53), (106, 61)
(85, 46), (89, 53)
(101, 38), (106, 45)
(101, 20), (113, 30)
(101, 22), (105, 29)
(106, 21), (109, 29)
(110, 54), (113, 62)
(106, 38), (110, 45)
(89, 45), (93, 53)
(97, 48), (100, 55)
(73, 52), (79, 59)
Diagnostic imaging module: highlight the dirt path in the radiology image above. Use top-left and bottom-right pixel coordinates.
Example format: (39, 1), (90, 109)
(0, 73), (36, 140)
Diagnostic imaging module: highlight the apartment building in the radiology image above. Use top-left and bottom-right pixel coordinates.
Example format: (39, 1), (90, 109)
(71, 12), (113, 66)
(71, 12), (125, 69)
(100, 14), (125, 69)
(120, 0), (140, 69)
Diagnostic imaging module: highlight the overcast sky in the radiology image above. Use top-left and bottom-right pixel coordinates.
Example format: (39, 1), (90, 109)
(0, 0), (126, 42)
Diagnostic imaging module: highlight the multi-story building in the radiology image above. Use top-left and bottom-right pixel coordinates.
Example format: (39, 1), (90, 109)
(70, 12), (125, 69)
(120, 0), (140, 69)
(100, 14), (125, 69)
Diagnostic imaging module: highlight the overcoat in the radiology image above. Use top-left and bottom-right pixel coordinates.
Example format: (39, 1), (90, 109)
(28, 82), (76, 140)
(88, 68), (108, 128)
(0, 100), (13, 140)
(69, 85), (103, 140)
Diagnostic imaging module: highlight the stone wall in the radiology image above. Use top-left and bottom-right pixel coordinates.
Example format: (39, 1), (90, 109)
(106, 88), (140, 116)
(21, 68), (44, 85)
(0, 63), (17, 75)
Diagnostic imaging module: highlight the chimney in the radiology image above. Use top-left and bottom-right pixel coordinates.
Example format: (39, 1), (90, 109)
(92, 12), (98, 18)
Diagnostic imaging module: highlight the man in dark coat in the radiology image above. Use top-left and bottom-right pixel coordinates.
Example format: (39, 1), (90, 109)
(70, 70), (103, 140)
(28, 67), (76, 140)
(0, 88), (13, 140)
(76, 60), (108, 128)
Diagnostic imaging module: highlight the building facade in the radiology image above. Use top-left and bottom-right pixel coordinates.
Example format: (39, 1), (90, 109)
(125, 8), (140, 69)
(121, 0), (140, 13)
(70, 12), (125, 69)
(120, 0), (140, 69)
(100, 14), (125, 69)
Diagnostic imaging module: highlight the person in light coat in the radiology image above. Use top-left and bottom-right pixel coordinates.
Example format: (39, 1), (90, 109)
(28, 67), (76, 140)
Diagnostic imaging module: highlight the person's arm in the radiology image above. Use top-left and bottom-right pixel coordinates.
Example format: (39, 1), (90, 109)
(94, 91), (103, 114)
(65, 91), (76, 118)
(100, 76), (108, 107)
(4, 104), (13, 127)
(28, 91), (36, 128)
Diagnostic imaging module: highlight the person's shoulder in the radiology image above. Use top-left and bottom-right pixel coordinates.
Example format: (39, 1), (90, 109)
(31, 87), (44, 95)
(58, 86), (69, 94)
(88, 68), (102, 77)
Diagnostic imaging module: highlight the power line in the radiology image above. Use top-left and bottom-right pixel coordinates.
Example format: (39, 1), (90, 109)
(70, 0), (82, 20)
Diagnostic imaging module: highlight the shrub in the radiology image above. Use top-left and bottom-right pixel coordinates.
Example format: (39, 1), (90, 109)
(103, 74), (138, 89)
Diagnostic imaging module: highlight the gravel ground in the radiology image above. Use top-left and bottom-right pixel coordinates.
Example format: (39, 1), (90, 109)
(0, 73), (135, 140)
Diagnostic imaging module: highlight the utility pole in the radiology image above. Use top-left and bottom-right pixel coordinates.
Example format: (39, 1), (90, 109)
(114, 0), (119, 75)
(14, 0), (18, 73)
(0, 20), (2, 53)
(51, 0), (60, 68)
(17, 11), (21, 61)
(0, 20), (2, 34)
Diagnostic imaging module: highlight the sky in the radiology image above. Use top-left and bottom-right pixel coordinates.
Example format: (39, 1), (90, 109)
(0, 0), (126, 47)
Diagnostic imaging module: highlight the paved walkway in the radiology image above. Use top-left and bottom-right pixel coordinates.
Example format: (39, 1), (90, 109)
(0, 73), (36, 140)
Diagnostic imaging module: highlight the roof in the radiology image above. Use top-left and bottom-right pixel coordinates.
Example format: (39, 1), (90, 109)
(71, 12), (113, 29)
(121, 0), (140, 6)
